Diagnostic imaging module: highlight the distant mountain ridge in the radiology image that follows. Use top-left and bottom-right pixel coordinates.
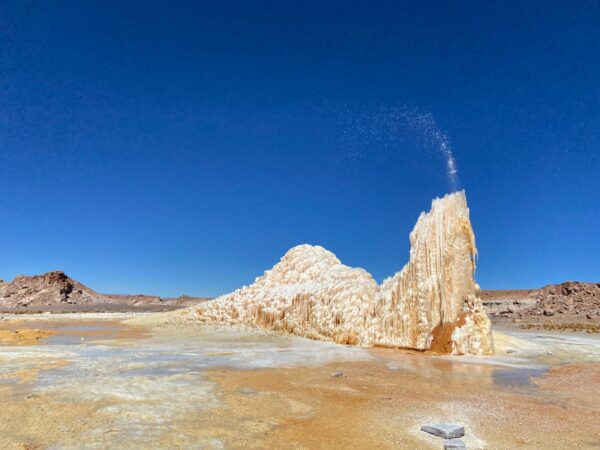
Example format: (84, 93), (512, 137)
(0, 271), (208, 311)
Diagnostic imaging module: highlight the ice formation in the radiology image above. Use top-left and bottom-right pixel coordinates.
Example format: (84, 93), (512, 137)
(192, 191), (493, 355)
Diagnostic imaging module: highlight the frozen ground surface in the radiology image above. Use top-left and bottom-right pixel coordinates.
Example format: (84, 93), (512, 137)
(0, 315), (371, 448)
(0, 314), (599, 449)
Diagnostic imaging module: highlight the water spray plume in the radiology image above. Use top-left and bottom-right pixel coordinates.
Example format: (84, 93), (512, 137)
(391, 106), (460, 192)
(341, 105), (460, 192)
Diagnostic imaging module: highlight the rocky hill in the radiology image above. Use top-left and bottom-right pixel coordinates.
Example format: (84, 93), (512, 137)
(0, 271), (208, 312)
(482, 281), (600, 330)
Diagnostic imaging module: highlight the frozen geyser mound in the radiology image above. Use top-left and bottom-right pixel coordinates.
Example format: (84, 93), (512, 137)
(189, 191), (493, 355)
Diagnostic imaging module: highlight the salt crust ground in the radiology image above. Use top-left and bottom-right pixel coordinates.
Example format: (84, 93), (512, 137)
(0, 316), (599, 449)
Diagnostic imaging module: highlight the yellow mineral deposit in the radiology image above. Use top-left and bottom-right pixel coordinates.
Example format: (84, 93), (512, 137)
(186, 191), (493, 355)
(0, 328), (55, 345)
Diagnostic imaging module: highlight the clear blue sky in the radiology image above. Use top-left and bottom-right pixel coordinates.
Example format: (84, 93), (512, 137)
(1, 1), (599, 297)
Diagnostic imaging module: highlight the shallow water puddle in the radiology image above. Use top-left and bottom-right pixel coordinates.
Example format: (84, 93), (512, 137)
(491, 366), (547, 388)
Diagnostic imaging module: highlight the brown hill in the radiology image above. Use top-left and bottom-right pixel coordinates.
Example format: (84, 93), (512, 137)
(0, 271), (209, 312)
(482, 281), (600, 330)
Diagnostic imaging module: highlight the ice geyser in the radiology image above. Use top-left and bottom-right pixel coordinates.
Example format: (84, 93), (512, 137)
(189, 191), (493, 355)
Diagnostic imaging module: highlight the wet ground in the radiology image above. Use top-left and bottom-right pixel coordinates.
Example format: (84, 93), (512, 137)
(0, 314), (599, 449)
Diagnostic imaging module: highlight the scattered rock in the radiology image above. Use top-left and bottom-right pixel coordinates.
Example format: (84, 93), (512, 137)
(586, 313), (593, 320)
(443, 439), (467, 449)
(506, 349), (517, 354)
(543, 309), (554, 317)
(331, 371), (345, 378)
(421, 423), (465, 439)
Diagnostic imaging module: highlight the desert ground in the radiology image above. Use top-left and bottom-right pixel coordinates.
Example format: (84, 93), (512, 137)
(1, 256), (599, 449)
(0, 313), (598, 450)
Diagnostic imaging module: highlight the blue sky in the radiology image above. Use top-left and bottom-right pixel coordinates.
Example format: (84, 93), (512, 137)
(1, 1), (599, 296)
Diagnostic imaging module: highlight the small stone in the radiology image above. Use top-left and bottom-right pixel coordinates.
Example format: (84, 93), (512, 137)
(240, 387), (258, 395)
(506, 349), (517, 354)
(586, 313), (593, 320)
(444, 439), (467, 450)
(543, 309), (554, 317)
(421, 423), (465, 439)
(331, 371), (345, 378)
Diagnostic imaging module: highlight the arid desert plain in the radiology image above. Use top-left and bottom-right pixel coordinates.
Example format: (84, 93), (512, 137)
(0, 312), (599, 449)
